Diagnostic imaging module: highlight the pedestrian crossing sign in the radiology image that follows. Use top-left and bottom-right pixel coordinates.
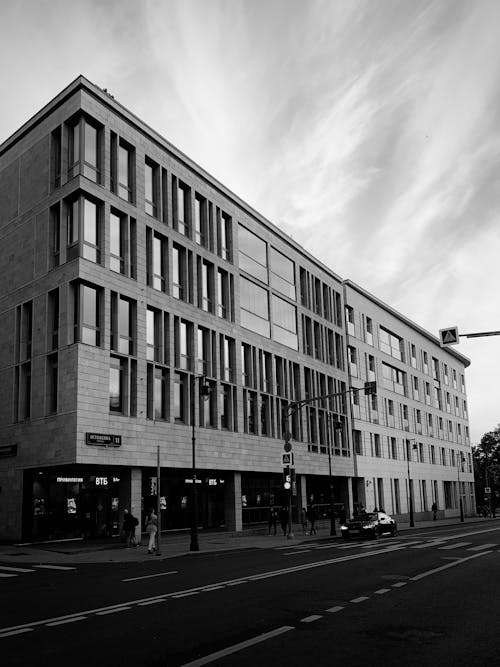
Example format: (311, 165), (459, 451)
(439, 326), (459, 347)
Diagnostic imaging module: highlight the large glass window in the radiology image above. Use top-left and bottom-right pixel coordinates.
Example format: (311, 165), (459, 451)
(379, 326), (403, 361)
(382, 362), (406, 395)
(145, 158), (159, 217)
(239, 277), (270, 338)
(67, 117), (101, 183)
(194, 194), (208, 247)
(111, 294), (135, 356)
(270, 247), (295, 299)
(110, 357), (124, 413)
(271, 295), (297, 349)
(238, 225), (268, 283)
(111, 133), (135, 202)
(66, 195), (101, 263)
(73, 283), (101, 346)
(218, 210), (232, 261)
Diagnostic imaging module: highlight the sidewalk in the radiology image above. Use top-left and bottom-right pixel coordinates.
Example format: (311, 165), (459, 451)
(0, 516), (497, 565)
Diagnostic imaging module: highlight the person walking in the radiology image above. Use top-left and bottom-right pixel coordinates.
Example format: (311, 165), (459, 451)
(122, 509), (138, 547)
(307, 506), (317, 535)
(300, 507), (308, 534)
(432, 501), (438, 520)
(279, 506), (289, 537)
(268, 507), (277, 535)
(145, 509), (158, 554)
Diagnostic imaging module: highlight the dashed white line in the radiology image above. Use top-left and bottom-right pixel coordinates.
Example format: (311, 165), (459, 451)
(350, 596), (369, 603)
(0, 573), (17, 578)
(96, 607), (131, 616)
(123, 570), (177, 582)
(325, 605), (344, 613)
(467, 544), (496, 552)
(202, 585), (224, 592)
(0, 628), (33, 638)
(0, 566), (35, 573)
(374, 588), (391, 594)
(138, 599), (167, 606)
(283, 550), (312, 555)
(301, 615), (322, 623)
(392, 582), (407, 588)
(439, 542), (472, 550)
(46, 617), (87, 627)
(33, 565), (76, 571)
(172, 591), (200, 598)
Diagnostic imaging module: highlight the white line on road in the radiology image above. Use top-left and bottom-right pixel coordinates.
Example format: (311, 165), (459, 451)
(439, 542), (472, 550)
(0, 628), (33, 638)
(96, 607), (131, 615)
(46, 617), (87, 627)
(410, 551), (492, 581)
(392, 582), (407, 588)
(181, 626), (295, 666)
(138, 599), (167, 606)
(122, 570), (178, 582)
(301, 615), (322, 623)
(202, 585), (224, 592)
(351, 596), (369, 603)
(374, 588), (391, 594)
(325, 605), (344, 613)
(0, 566), (35, 573)
(283, 550), (312, 555)
(172, 591), (200, 598)
(411, 542), (443, 549)
(0, 573), (17, 578)
(467, 544), (497, 551)
(33, 565), (77, 571)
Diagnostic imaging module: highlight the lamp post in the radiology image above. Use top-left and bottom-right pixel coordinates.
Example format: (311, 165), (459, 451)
(190, 373), (211, 552)
(327, 415), (343, 536)
(457, 454), (465, 523)
(406, 439), (418, 528)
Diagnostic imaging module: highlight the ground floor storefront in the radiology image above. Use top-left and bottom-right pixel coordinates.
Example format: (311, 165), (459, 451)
(18, 465), (357, 542)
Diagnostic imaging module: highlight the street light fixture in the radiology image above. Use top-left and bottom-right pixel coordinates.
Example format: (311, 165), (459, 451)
(457, 453), (465, 523)
(190, 374), (211, 552)
(406, 439), (418, 528)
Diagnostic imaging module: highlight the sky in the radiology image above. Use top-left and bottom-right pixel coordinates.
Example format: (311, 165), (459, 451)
(1, 0), (499, 444)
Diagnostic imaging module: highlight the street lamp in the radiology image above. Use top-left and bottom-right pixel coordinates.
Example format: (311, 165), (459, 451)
(190, 374), (211, 552)
(406, 439), (418, 528)
(327, 414), (343, 536)
(457, 454), (465, 523)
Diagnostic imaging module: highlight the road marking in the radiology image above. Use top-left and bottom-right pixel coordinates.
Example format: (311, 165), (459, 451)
(138, 599), (167, 606)
(439, 542), (472, 550)
(301, 615), (322, 623)
(0, 566), (35, 573)
(392, 582), (407, 588)
(33, 565), (76, 571)
(122, 570), (177, 582)
(46, 617), (87, 627)
(0, 628), (33, 638)
(410, 551), (492, 581)
(374, 588), (391, 594)
(315, 544), (342, 550)
(0, 544), (405, 638)
(351, 596), (369, 603)
(326, 605), (344, 613)
(411, 541), (443, 549)
(283, 550), (312, 555)
(226, 580), (247, 586)
(0, 573), (17, 578)
(96, 607), (131, 615)
(181, 626), (294, 666)
(202, 585), (224, 592)
(467, 544), (497, 551)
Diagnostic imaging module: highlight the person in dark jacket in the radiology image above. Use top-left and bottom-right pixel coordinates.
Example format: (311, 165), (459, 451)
(279, 507), (289, 536)
(307, 506), (317, 535)
(268, 507), (278, 535)
(122, 509), (138, 547)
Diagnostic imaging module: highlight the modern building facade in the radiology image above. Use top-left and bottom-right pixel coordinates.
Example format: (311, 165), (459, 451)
(0, 76), (473, 541)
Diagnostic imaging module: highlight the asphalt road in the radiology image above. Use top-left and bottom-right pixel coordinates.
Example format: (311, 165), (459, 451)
(2, 523), (500, 666)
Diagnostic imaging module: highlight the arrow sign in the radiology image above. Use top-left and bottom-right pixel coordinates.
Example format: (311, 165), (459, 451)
(439, 326), (459, 347)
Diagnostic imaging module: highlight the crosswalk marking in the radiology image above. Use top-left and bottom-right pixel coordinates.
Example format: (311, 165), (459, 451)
(439, 542), (472, 550)
(411, 541), (444, 549)
(467, 543), (497, 551)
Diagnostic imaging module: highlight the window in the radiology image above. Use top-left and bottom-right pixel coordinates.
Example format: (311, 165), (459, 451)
(67, 117), (102, 183)
(367, 355), (376, 381)
(174, 318), (192, 371)
(147, 365), (168, 420)
(50, 126), (62, 189)
(173, 372), (188, 422)
(220, 384), (236, 430)
(111, 293), (135, 355)
(432, 357), (440, 381)
(271, 295), (297, 349)
(424, 382), (431, 405)
(353, 430), (362, 454)
(345, 306), (355, 336)
(175, 179), (190, 236)
(238, 225), (267, 283)
(412, 376), (419, 400)
(365, 317), (373, 345)
(373, 433), (381, 457)
(220, 335), (235, 383)
(47, 289), (59, 351)
(240, 277), (270, 337)
(172, 243), (192, 302)
(198, 259), (214, 313)
(194, 194), (208, 247)
(118, 142), (134, 201)
(241, 343), (257, 389)
(379, 326), (403, 360)
(348, 346), (358, 376)
(146, 307), (162, 362)
(73, 282), (101, 346)
(443, 364), (449, 385)
(144, 158), (160, 217)
(46, 353), (58, 415)
(460, 374), (465, 393)
(270, 247), (295, 300)
(244, 390), (258, 434)
(452, 369), (457, 389)
(390, 437), (397, 459)
(110, 209), (136, 277)
(217, 269), (232, 320)
(410, 344), (417, 368)
(66, 195), (102, 263)
(197, 326), (213, 376)
(146, 230), (168, 292)
(259, 350), (273, 393)
(430, 445), (436, 464)
(382, 362), (406, 395)
(422, 351), (429, 374)
(110, 356), (125, 413)
(217, 210), (232, 261)
(49, 204), (61, 268)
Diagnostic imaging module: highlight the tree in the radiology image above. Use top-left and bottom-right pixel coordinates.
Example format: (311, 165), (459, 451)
(472, 425), (500, 510)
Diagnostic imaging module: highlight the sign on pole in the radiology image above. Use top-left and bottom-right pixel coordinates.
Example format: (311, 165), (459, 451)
(485, 487), (491, 494)
(439, 326), (459, 347)
(282, 452), (294, 466)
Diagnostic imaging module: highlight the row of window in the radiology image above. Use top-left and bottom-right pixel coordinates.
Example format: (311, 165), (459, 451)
(375, 477), (474, 515)
(345, 306), (466, 394)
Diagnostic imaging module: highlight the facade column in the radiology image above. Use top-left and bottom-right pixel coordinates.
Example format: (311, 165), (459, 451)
(347, 477), (354, 519)
(131, 468), (142, 543)
(224, 471), (242, 532)
(300, 474), (307, 509)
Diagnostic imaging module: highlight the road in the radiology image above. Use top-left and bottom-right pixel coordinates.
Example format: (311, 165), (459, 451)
(2, 523), (500, 666)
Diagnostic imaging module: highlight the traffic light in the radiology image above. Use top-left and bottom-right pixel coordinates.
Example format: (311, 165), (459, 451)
(364, 381), (377, 396)
(283, 465), (291, 490)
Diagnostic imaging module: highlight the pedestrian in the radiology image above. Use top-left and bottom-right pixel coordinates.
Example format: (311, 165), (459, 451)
(432, 501), (438, 521)
(268, 507), (277, 535)
(300, 507), (308, 534)
(279, 507), (289, 536)
(307, 506), (317, 535)
(145, 509), (158, 554)
(122, 509), (138, 547)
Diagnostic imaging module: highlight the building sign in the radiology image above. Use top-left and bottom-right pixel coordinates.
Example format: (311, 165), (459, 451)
(86, 433), (122, 447)
(0, 444), (18, 459)
(57, 477), (84, 483)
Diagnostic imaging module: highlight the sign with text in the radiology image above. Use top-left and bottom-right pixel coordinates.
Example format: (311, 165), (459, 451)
(86, 433), (122, 447)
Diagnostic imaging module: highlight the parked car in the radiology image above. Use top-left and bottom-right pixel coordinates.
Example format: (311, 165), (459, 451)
(340, 511), (398, 540)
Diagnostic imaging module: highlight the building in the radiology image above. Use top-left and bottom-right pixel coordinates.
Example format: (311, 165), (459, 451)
(0, 76), (473, 542)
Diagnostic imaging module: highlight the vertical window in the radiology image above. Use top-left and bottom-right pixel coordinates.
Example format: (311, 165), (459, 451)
(110, 210), (124, 274)
(217, 210), (232, 261)
(154, 366), (167, 419)
(194, 194), (207, 246)
(175, 179), (190, 236)
(111, 293), (135, 355)
(110, 357), (124, 413)
(172, 243), (192, 302)
(67, 117), (101, 183)
(198, 259), (214, 313)
(47, 289), (59, 351)
(365, 317), (373, 345)
(270, 247), (295, 299)
(220, 335), (235, 383)
(239, 277), (270, 337)
(73, 282), (101, 346)
(238, 225), (268, 283)
(46, 353), (58, 414)
(147, 307), (166, 363)
(173, 372), (188, 422)
(147, 230), (167, 292)
(348, 346), (357, 376)
(271, 295), (297, 349)
(50, 126), (61, 189)
(49, 204), (61, 268)
(111, 133), (135, 202)
(410, 344), (417, 368)
(66, 195), (101, 264)
(145, 158), (159, 217)
(174, 318), (192, 371)
(345, 306), (355, 336)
